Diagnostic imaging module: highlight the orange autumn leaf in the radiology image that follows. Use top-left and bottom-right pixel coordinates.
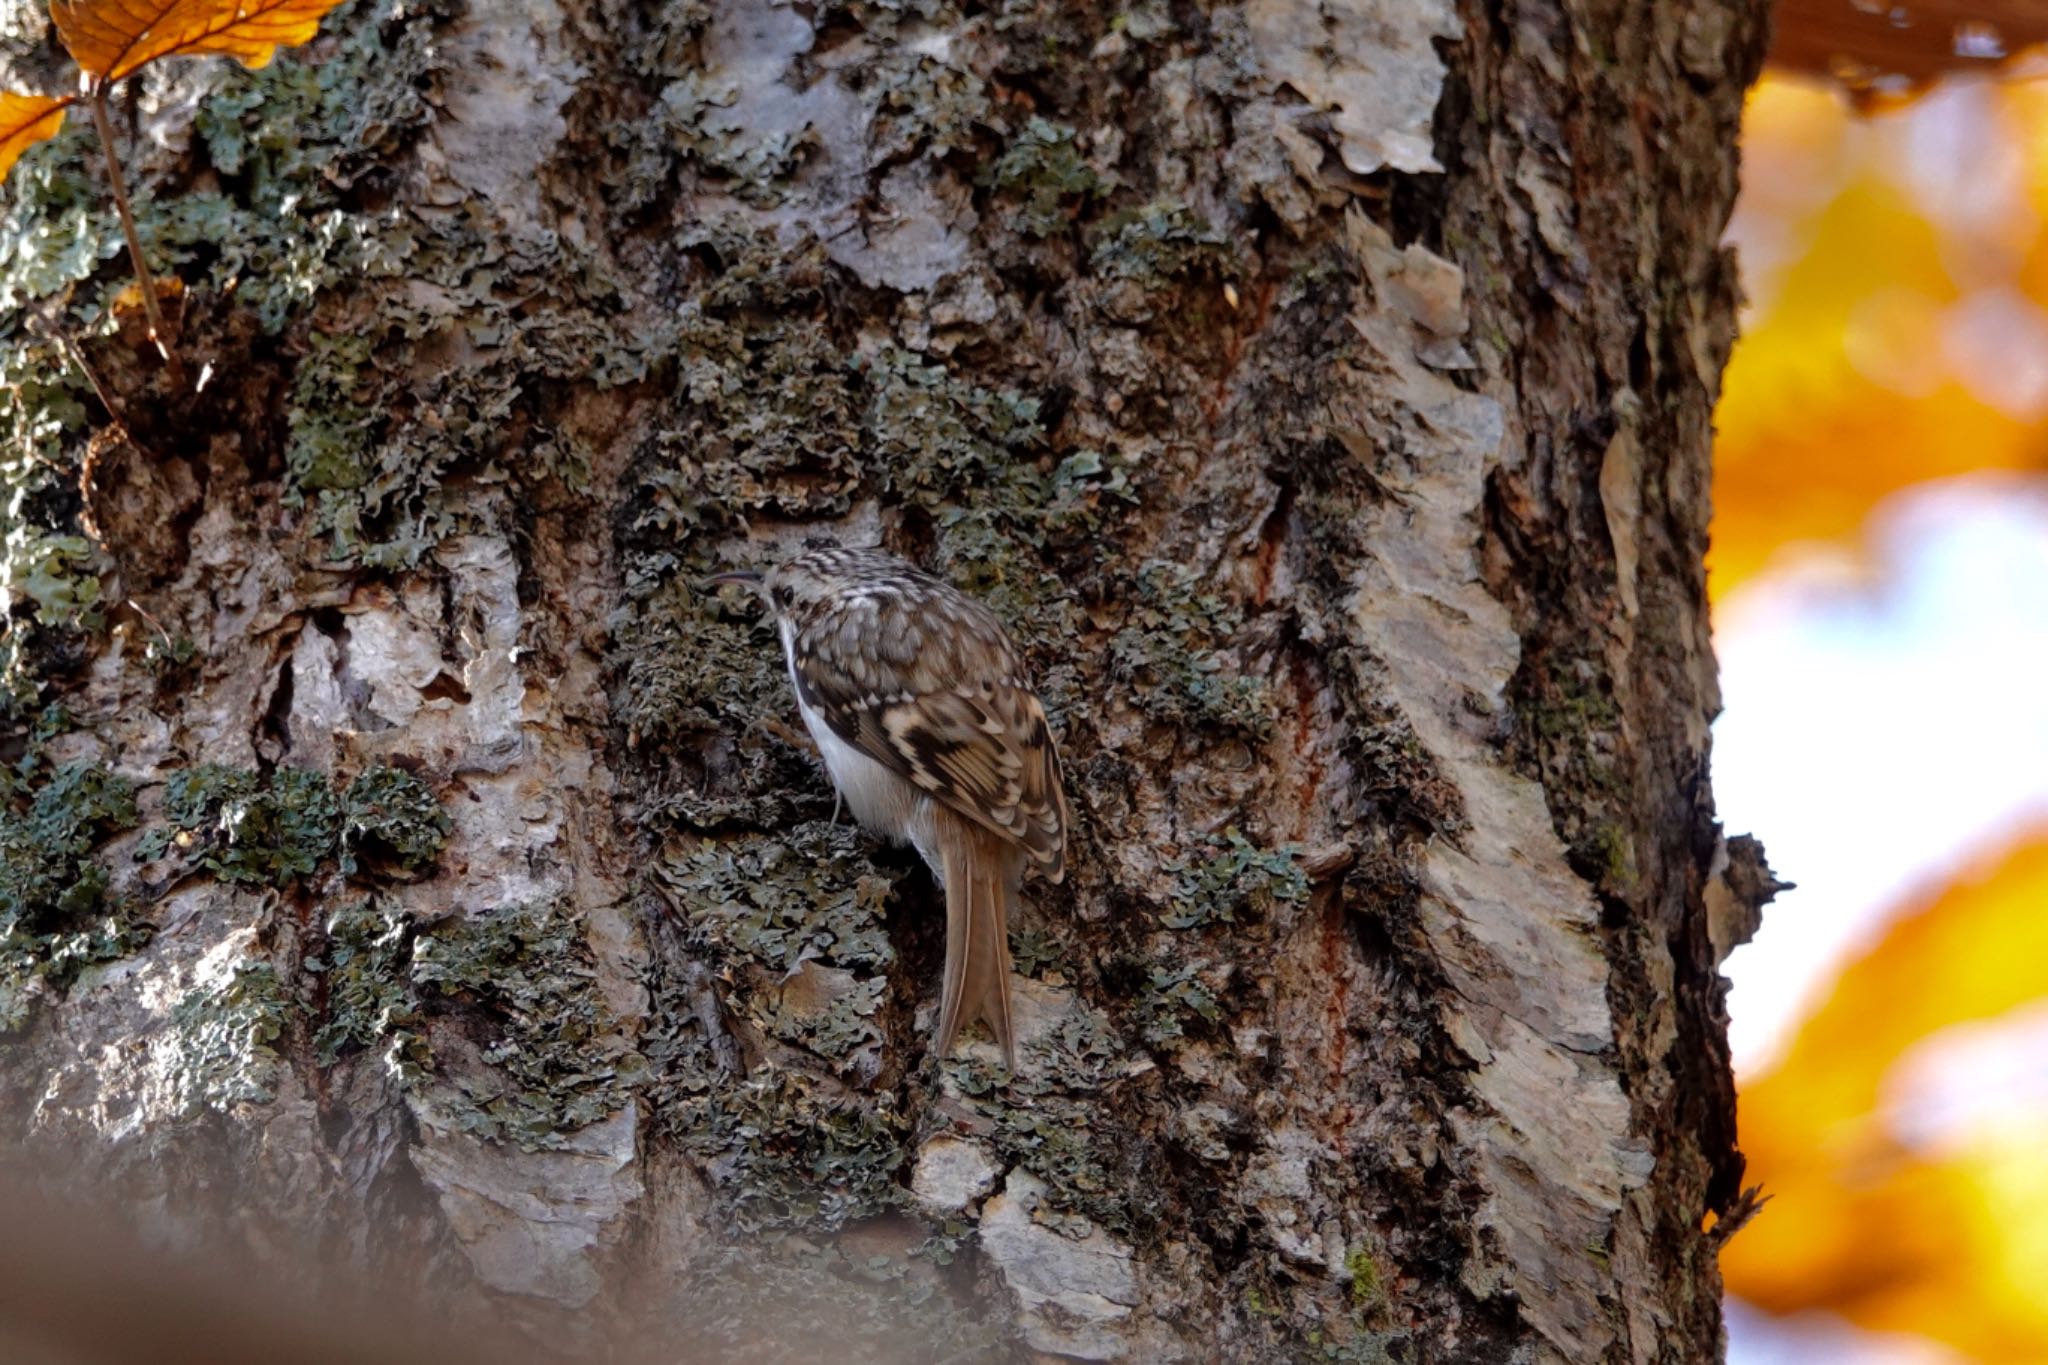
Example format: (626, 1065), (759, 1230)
(0, 91), (73, 182)
(1723, 829), (2048, 1359)
(49, 0), (351, 85)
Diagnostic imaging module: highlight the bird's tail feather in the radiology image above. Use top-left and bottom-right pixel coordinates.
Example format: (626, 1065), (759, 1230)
(935, 820), (1019, 1068)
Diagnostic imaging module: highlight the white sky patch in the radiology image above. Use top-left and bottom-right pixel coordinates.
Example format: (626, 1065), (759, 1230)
(1713, 475), (2048, 1075)
(1727, 1301), (1970, 1365)
(1894, 80), (2035, 280)
(1943, 288), (2048, 416)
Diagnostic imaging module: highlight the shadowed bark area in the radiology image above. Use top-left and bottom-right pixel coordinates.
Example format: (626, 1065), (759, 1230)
(0, 0), (1774, 1359)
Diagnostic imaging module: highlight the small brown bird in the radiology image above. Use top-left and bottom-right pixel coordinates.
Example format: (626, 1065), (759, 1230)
(710, 542), (1069, 1066)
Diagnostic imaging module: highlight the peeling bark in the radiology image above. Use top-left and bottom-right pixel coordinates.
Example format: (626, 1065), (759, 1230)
(0, 0), (1774, 1360)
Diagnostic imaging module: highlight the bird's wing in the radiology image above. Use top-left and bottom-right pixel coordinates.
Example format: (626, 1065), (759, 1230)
(792, 593), (1069, 880)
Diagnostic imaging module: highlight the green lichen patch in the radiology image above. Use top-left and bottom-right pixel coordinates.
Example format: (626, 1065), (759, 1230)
(1, 530), (105, 631)
(0, 342), (106, 709)
(408, 900), (646, 1150)
(644, 825), (913, 1232)
(1109, 560), (1271, 738)
(166, 958), (295, 1116)
(977, 116), (1104, 237)
(1130, 958), (1222, 1047)
(0, 763), (137, 913)
(291, 328), (535, 570)
(657, 1237), (1002, 1362)
(1089, 199), (1234, 284)
(1163, 827), (1308, 929)
(1345, 1244), (1385, 1311)
(1577, 819), (1638, 893)
(610, 569), (807, 831)
(985, 1092), (1146, 1235)
(662, 246), (865, 522)
(307, 896), (417, 1064)
(0, 0), (439, 334)
(620, 0), (714, 80)
(869, 359), (1126, 679)
(671, 1064), (909, 1235)
(284, 330), (379, 495)
(167, 0), (447, 330)
(1045, 446), (1141, 523)
(864, 346), (1045, 509)
(944, 1001), (1149, 1232)
(1302, 1331), (1411, 1365)
(811, 0), (957, 40)
(1085, 200), (1239, 328)
(756, 964), (888, 1070)
(1241, 1271), (1410, 1363)
(0, 116), (121, 321)
(924, 445), (1137, 667)
(142, 764), (341, 886)
(611, 579), (791, 767)
(156, 0), (663, 569)
(646, 953), (906, 1236)
(658, 821), (898, 974)
(137, 763), (447, 889)
(1507, 648), (1637, 890)
(924, 511), (1075, 659)
(307, 897), (634, 1149)
(142, 630), (199, 680)
(1009, 924), (1063, 977)
(604, 22), (831, 216)
(922, 443), (1135, 556)
(0, 759), (144, 1032)
(660, 74), (821, 207)
(339, 765), (450, 876)
(643, 820), (949, 1235)
(860, 49), (992, 162)
(0, 341), (90, 497)
(609, 232), (854, 774)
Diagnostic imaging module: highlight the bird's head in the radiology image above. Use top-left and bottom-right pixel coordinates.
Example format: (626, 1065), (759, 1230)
(704, 537), (899, 619)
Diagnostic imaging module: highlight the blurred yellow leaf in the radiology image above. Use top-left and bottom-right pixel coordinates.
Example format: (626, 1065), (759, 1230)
(2010, 81), (2048, 306)
(1724, 830), (2048, 1359)
(1712, 80), (2048, 597)
(49, 0), (351, 84)
(0, 92), (72, 182)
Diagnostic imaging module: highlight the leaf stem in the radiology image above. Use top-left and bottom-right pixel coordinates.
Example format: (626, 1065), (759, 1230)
(87, 86), (174, 369)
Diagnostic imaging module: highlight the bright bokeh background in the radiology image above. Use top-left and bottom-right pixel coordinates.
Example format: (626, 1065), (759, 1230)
(1716, 59), (2048, 1365)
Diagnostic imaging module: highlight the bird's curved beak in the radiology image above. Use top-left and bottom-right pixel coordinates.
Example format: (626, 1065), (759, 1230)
(702, 570), (763, 591)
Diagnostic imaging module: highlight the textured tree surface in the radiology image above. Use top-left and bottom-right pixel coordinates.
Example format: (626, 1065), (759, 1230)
(0, 0), (1776, 1360)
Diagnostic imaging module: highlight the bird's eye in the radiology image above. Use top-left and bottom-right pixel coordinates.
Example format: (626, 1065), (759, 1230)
(773, 586), (792, 609)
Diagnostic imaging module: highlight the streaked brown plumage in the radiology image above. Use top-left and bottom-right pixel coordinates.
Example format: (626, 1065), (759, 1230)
(710, 542), (1069, 1065)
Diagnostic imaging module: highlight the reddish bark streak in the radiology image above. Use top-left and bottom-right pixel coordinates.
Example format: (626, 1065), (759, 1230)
(1205, 276), (1278, 427)
(1250, 519), (1281, 606)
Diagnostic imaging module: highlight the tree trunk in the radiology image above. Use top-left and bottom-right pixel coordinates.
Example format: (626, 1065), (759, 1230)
(0, 0), (1775, 1360)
